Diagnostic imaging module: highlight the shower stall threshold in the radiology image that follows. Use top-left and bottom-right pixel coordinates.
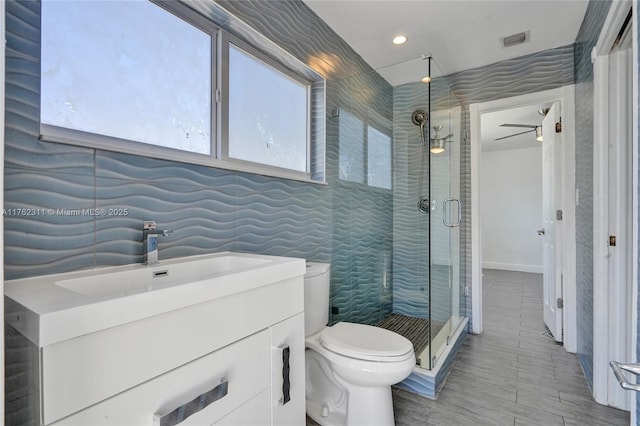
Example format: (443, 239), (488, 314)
(393, 317), (469, 399)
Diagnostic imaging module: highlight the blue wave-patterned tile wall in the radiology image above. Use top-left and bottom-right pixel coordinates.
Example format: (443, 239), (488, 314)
(572, 0), (612, 390)
(4, 0), (392, 330)
(219, 0), (394, 326)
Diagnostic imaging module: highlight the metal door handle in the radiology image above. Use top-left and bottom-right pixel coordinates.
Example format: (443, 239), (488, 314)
(278, 344), (291, 405)
(443, 198), (461, 228)
(610, 361), (640, 392)
(537, 228), (545, 236)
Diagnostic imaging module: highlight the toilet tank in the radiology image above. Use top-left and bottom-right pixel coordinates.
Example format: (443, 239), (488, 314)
(304, 262), (330, 336)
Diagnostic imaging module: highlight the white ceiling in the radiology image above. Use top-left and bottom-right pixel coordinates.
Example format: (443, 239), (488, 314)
(303, 0), (588, 86)
(303, 0), (584, 152)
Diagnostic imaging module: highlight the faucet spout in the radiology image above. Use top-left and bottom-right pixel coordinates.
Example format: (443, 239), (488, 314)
(143, 221), (172, 264)
(143, 228), (173, 238)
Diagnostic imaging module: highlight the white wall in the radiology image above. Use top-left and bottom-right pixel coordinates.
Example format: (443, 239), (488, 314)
(481, 146), (543, 273)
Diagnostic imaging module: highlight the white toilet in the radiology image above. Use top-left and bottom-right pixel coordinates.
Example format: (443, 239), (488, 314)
(304, 262), (415, 426)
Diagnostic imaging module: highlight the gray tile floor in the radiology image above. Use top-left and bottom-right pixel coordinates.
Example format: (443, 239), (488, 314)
(308, 269), (630, 425)
(391, 269), (630, 425)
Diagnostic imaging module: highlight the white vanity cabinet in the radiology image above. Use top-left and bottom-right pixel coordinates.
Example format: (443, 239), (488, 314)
(4, 252), (306, 426)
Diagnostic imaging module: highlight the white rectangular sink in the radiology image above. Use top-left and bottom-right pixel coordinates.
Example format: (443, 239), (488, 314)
(5, 252), (306, 347)
(55, 255), (271, 297)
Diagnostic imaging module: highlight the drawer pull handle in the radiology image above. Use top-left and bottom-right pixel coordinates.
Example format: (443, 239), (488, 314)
(153, 378), (228, 426)
(282, 345), (291, 405)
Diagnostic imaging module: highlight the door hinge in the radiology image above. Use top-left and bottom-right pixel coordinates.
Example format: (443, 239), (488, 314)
(555, 120), (562, 133)
(609, 235), (617, 246)
(557, 297), (564, 309)
(556, 209), (563, 221)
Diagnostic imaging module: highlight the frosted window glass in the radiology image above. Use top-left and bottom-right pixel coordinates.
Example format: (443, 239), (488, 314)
(367, 126), (391, 189)
(228, 44), (308, 172)
(41, 0), (212, 154)
(338, 110), (365, 183)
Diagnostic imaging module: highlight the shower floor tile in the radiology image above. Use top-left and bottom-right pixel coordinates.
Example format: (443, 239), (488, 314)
(376, 313), (446, 359)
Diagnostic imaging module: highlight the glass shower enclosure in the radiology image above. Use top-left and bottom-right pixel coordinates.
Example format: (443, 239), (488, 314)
(385, 56), (465, 370)
(330, 55), (465, 373)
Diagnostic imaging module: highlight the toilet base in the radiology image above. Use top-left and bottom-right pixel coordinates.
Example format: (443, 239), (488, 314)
(306, 350), (397, 426)
(306, 399), (347, 426)
(306, 384), (395, 426)
(346, 384), (394, 426)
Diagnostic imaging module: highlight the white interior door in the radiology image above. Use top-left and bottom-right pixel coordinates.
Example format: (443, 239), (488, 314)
(542, 102), (563, 342)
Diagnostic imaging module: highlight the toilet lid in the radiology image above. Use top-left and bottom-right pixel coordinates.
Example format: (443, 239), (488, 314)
(319, 322), (414, 362)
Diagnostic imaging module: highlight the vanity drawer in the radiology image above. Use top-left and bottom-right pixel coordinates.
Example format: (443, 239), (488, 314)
(215, 389), (270, 425)
(41, 277), (303, 424)
(51, 329), (271, 426)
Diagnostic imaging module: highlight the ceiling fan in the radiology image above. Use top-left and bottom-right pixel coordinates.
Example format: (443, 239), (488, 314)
(494, 108), (549, 142)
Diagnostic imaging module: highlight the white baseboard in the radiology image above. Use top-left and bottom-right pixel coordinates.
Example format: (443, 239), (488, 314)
(482, 261), (543, 274)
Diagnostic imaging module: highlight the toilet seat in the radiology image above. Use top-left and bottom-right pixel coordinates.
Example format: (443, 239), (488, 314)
(319, 322), (414, 362)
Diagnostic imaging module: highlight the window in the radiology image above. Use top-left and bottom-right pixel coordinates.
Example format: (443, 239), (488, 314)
(338, 110), (392, 189)
(39, 0), (325, 183)
(41, 0), (213, 155)
(226, 43), (309, 173)
(339, 110), (365, 183)
(367, 126), (392, 189)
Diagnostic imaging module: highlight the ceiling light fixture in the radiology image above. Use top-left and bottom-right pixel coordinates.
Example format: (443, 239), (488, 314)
(535, 126), (543, 142)
(430, 125), (447, 154)
(392, 35), (407, 45)
(421, 54), (432, 83)
(430, 141), (445, 154)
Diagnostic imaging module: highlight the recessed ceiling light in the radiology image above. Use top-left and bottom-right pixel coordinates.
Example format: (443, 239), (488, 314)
(392, 35), (407, 45)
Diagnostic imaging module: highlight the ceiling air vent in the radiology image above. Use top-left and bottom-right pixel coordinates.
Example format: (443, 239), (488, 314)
(502, 31), (528, 48)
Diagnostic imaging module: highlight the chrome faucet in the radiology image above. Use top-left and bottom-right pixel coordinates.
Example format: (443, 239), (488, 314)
(143, 221), (172, 264)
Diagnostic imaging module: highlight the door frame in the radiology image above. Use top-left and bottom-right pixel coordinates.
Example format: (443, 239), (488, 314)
(591, 0), (635, 412)
(469, 86), (577, 354)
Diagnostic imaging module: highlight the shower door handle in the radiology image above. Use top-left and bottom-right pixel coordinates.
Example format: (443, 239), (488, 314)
(443, 198), (461, 228)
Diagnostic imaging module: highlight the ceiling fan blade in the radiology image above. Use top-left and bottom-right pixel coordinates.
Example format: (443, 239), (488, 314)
(494, 129), (535, 141)
(500, 123), (537, 129)
(431, 134), (454, 142)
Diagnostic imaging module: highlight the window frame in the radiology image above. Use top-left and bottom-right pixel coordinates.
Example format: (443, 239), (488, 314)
(39, 0), (218, 165)
(219, 33), (313, 181)
(38, 0), (326, 184)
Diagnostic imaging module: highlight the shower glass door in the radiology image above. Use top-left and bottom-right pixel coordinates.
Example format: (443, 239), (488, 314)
(428, 81), (462, 369)
(385, 56), (466, 372)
